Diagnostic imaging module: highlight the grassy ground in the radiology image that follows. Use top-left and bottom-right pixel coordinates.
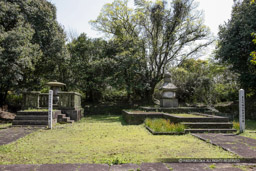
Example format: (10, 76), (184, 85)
(0, 123), (11, 129)
(0, 115), (237, 165)
(170, 113), (207, 117)
(240, 120), (256, 139)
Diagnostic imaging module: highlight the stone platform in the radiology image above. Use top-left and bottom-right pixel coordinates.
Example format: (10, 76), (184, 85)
(123, 110), (236, 133)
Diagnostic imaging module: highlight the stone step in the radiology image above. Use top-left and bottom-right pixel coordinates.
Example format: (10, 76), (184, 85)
(12, 125), (47, 128)
(185, 129), (237, 133)
(57, 114), (74, 124)
(12, 120), (48, 125)
(15, 115), (48, 120)
(17, 111), (48, 116)
(182, 122), (233, 129)
(164, 114), (230, 123)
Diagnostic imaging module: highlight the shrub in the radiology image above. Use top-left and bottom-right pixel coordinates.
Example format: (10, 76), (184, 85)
(233, 121), (240, 132)
(145, 118), (186, 133)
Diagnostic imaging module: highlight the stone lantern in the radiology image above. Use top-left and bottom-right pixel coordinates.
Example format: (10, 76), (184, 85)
(46, 81), (66, 105)
(159, 72), (178, 107)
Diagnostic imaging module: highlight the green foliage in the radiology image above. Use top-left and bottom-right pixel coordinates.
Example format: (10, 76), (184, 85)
(233, 121), (240, 132)
(216, 0), (256, 95)
(251, 32), (256, 65)
(0, 0), (69, 106)
(5, 92), (22, 110)
(165, 59), (239, 104)
(145, 118), (186, 133)
(91, 0), (212, 101)
(67, 34), (118, 102)
(208, 164), (216, 169)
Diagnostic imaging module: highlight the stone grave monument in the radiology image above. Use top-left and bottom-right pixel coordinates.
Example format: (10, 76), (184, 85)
(159, 72), (178, 107)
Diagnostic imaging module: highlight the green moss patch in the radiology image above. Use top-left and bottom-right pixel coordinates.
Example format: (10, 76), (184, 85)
(0, 115), (237, 164)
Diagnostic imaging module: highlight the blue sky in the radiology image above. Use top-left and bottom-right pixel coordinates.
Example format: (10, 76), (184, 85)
(49, 0), (234, 38)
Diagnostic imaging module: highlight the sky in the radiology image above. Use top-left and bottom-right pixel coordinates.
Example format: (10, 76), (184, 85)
(49, 0), (234, 57)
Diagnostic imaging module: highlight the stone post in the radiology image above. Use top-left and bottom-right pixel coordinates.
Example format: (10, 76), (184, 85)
(239, 89), (245, 133)
(48, 90), (53, 129)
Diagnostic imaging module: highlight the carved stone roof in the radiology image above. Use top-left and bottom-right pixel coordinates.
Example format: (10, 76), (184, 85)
(159, 82), (177, 91)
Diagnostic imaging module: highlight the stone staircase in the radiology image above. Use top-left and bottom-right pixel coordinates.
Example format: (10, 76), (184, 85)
(181, 113), (236, 133)
(57, 113), (74, 124)
(12, 110), (74, 127)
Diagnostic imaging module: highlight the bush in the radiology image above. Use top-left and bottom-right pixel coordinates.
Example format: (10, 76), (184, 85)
(233, 121), (240, 132)
(145, 118), (186, 133)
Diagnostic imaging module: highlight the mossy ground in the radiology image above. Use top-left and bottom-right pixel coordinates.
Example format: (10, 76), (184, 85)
(0, 123), (11, 129)
(170, 113), (207, 117)
(0, 115), (237, 165)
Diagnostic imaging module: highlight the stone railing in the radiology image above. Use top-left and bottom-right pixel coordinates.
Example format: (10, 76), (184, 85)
(58, 92), (82, 110)
(22, 91), (82, 110)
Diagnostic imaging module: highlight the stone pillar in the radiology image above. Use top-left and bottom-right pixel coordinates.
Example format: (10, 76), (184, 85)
(239, 89), (245, 133)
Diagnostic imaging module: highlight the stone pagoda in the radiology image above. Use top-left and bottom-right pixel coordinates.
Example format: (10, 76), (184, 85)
(159, 72), (178, 107)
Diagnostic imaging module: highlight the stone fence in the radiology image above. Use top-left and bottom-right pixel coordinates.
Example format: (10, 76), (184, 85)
(22, 91), (82, 110)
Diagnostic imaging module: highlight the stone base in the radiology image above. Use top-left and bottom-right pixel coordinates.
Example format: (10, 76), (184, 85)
(61, 108), (84, 121)
(160, 98), (178, 107)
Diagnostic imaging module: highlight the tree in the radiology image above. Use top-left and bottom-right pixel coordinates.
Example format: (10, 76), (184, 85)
(67, 34), (117, 102)
(216, 0), (256, 94)
(0, 0), (69, 106)
(168, 59), (239, 104)
(91, 0), (212, 100)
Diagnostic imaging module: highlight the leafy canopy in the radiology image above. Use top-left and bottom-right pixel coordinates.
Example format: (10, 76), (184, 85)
(91, 0), (213, 100)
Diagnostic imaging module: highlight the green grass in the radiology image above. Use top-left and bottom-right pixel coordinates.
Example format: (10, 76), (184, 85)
(0, 123), (11, 129)
(0, 115), (238, 164)
(170, 113), (207, 117)
(145, 118), (186, 133)
(240, 120), (256, 139)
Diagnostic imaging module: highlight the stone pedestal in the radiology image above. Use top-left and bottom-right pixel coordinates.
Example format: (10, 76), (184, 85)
(160, 98), (178, 107)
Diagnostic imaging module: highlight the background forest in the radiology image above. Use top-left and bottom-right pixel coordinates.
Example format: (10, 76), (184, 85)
(1, 0), (256, 118)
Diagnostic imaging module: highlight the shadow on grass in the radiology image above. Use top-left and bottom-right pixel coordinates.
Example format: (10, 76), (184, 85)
(245, 120), (256, 130)
(82, 115), (128, 125)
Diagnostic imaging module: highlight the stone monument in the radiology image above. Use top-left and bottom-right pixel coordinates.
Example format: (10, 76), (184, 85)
(46, 81), (66, 105)
(159, 72), (178, 107)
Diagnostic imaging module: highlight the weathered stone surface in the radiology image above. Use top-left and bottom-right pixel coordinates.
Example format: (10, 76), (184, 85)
(110, 164), (140, 171)
(0, 163), (255, 171)
(193, 133), (256, 158)
(0, 127), (39, 145)
(0, 164), (39, 171)
(140, 163), (170, 171)
(38, 164), (79, 171)
(78, 164), (109, 171)
(160, 98), (178, 107)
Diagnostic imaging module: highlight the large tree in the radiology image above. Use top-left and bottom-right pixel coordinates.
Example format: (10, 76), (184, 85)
(91, 0), (212, 100)
(67, 34), (117, 102)
(216, 0), (256, 94)
(0, 0), (69, 106)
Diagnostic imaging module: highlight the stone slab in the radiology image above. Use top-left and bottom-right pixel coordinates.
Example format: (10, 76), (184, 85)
(38, 164), (79, 171)
(0, 127), (39, 145)
(140, 163), (170, 171)
(110, 163), (140, 171)
(0, 163), (256, 171)
(78, 164), (109, 171)
(160, 98), (178, 107)
(193, 133), (256, 158)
